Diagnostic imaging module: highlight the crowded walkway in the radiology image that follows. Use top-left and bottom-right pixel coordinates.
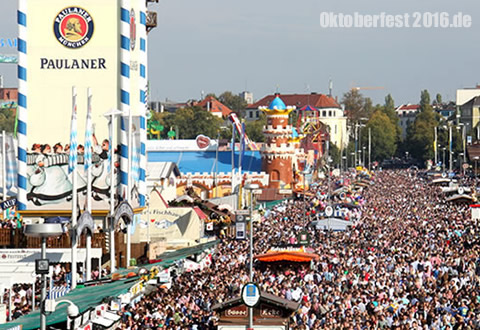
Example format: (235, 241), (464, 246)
(117, 169), (480, 329)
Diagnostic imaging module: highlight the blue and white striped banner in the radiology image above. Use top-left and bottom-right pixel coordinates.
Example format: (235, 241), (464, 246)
(6, 134), (17, 189)
(139, 1), (147, 206)
(119, 0), (131, 201)
(17, 0), (28, 210)
(47, 285), (70, 299)
(84, 88), (93, 171)
(68, 87), (78, 174)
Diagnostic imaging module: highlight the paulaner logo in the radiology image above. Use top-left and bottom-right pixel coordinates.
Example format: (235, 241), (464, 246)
(53, 7), (94, 49)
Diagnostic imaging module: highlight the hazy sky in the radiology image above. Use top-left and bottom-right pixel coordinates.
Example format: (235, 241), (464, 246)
(1, 0), (479, 105)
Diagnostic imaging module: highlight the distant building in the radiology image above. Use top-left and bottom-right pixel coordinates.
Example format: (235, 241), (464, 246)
(459, 96), (480, 135)
(396, 104), (420, 140)
(456, 85), (480, 107)
(239, 91), (254, 105)
(434, 102), (456, 120)
(149, 99), (193, 113)
(195, 96), (233, 118)
(0, 87), (18, 102)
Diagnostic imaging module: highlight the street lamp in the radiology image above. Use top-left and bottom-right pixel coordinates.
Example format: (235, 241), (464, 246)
(25, 224), (63, 330)
(342, 156), (347, 173)
(442, 147), (446, 172)
(244, 183), (259, 330)
(362, 146), (366, 167)
(474, 156), (479, 188)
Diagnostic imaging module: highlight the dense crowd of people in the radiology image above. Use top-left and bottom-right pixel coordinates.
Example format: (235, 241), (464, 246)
(116, 169), (480, 329)
(2, 264), (109, 321)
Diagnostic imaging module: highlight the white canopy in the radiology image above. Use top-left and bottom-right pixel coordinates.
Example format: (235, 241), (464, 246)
(0, 248), (102, 286)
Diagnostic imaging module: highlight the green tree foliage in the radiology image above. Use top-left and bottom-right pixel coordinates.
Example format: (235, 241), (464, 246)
(420, 90), (431, 111)
(218, 91), (247, 115)
(148, 106), (222, 140)
(245, 113), (266, 142)
(365, 110), (397, 161)
(435, 93), (442, 105)
(328, 143), (341, 167)
(0, 107), (16, 133)
(405, 90), (438, 162)
(382, 94), (401, 149)
(341, 89), (368, 122)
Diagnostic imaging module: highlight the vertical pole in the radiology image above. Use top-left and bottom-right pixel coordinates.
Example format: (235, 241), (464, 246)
(126, 117), (132, 269)
(327, 139), (331, 232)
(248, 188), (254, 329)
(40, 237), (47, 330)
(231, 122), (235, 196)
(32, 280), (35, 311)
(147, 195), (150, 244)
(476, 159), (478, 188)
(2, 130), (6, 220)
(303, 173), (306, 222)
(354, 124), (358, 167)
(368, 127), (371, 171)
(434, 126), (438, 166)
(215, 132), (219, 198)
(109, 114), (116, 272)
(71, 87), (78, 290)
(71, 159), (77, 289)
(86, 88), (92, 281)
(449, 125), (452, 172)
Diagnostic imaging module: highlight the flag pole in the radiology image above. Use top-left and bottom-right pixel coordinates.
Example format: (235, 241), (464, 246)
(70, 86), (78, 289)
(85, 88), (93, 281)
(126, 109), (132, 268)
(2, 130), (6, 220)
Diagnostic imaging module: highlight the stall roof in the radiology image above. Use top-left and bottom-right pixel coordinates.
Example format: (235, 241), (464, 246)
(212, 290), (299, 312)
(0, 279), (136, 330)
(255, 251), (319, 263)
(0, 240), (219, 330)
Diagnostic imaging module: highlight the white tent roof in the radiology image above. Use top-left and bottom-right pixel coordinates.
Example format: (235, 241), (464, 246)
(312, 218), (353, 231)
(0, 248), (102, 286)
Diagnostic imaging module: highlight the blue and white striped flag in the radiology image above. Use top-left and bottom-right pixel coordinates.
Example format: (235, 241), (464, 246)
(84, 89), (93, 171)
(6, 134), (17, 189)
(132, 146), (140, 182)
(68, 87), (78, 174)
(47, 285), (71, 299)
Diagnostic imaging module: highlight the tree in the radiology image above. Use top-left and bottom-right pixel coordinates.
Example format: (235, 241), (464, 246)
(328, 143), (341, 168)
(174, 106), (222, 139)
(435, 93), (442, 105)
(420, 90), (431, 112)
(364, 110), (397, 161)
(0, 108), (16, 133)
(385, 94), (395, 111)
(245, 114), (266, 142)
(218, 91), (247, 115)
(405, 91), (438, 162)
(342, 89), (366, 122)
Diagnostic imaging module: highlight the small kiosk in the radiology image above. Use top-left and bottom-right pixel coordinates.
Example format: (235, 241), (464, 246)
(212, 291), (299, 329)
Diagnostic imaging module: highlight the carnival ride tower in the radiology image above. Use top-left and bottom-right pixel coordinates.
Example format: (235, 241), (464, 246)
(260, 95), (295, 189)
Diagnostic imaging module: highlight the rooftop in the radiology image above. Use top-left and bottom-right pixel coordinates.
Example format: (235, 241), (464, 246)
(248, 93), (340, 110)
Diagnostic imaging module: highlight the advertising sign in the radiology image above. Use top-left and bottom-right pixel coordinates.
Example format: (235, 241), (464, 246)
(19, 0), (147, 211)
(0, 37), (17, 64)
(235, 221), (246, 240)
